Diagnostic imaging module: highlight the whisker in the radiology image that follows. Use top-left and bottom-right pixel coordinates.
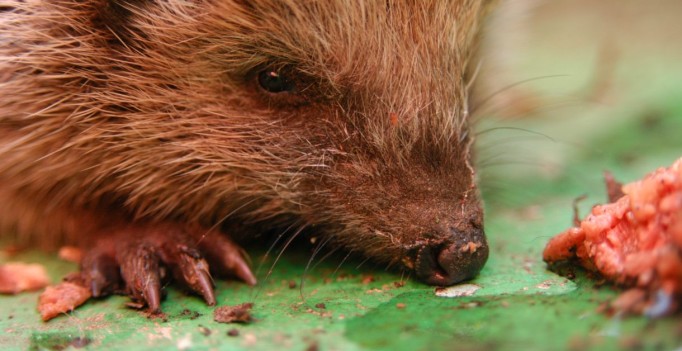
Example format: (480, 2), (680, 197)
(477, 158), (560, 170)
(299, 236), (332, 303)
(310, 246), (340, 271)
(253, 220), (300, 280)
(263, 224), (306, 286)
(470, 75), (569, 116)
(195, 197), (259, 245)
(476, 135), (556, 154)
(355, 256), (371, 270)
(331, 250), (354, 278)
(476, 126), (556, 142)
(465, 59), (484, 93)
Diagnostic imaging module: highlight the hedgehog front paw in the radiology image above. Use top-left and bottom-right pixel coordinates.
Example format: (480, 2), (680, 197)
(39, 223), (255, 320)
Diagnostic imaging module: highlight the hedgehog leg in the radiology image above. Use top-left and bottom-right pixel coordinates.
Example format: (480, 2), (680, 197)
(75, 223), (254, 315)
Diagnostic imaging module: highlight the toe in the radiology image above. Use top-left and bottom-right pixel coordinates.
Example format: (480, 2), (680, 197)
(198, 232), (257, 286)
(80, 245), (121, 297)
(160, 244), (216, 306)
(117, 243), (163, 313)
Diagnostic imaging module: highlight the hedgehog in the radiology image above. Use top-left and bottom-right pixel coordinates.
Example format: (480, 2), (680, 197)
(0, 0), (491, 315)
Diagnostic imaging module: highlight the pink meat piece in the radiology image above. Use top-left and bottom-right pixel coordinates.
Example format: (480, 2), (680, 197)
(544, 157), (682, 315)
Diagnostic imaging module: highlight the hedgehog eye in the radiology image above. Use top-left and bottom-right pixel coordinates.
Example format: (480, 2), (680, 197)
(257, 69), (296, 93)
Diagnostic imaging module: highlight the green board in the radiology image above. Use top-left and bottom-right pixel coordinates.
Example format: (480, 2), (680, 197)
(1, 1), (682, 350)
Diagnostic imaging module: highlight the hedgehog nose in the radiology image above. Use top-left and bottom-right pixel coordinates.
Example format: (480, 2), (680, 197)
(414, 229), (489, 286)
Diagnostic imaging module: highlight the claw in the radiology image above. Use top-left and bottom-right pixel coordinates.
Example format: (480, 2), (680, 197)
(118, 244), (163, 313)
(196, 267), (216, 306)
(81, 250), (120, 297)
(198, 233), (257, 286)
(166, 245), (217, 306)
(143, 277), (162, 314)
(230, 256), (257, 286)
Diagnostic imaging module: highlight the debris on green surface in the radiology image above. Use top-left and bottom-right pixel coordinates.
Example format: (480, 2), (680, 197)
(214, 303), (255, 324)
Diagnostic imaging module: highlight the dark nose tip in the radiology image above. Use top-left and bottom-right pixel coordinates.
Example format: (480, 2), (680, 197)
(414, 230), (489, 286)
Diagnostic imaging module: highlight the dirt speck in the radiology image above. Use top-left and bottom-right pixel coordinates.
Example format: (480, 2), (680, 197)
(456, 301), (484, 310)
(315, 303), (326, 309)
(361, 275), (376, 284)
(198, 325), (211, 336)
(536, 280), (553, 290)
(178, 309), (202, 320)
(214, 303), (254, 324)
(70, 337), (91, 349)
(227, 329), (240, 337)
(305, 341), (320, 351)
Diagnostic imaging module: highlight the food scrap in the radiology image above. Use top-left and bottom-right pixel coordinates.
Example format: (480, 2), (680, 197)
(0, 262), (50, 294)
(434, 283), (481, 298)
(543, 157), (682, 316)
(37, 281), (92, 321)
(214, 303), (254, 324)
(57, 246), (83, 263)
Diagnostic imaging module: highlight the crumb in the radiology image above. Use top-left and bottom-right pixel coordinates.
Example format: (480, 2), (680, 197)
(396, 303), (406, 309)
(214, 303), (254, 324)
(179, 309), (202, 320)
(38, 282), (92, 321)
(305, 341), (319, 351)
(57, 246), (83, 263)
(0, 262), (50, 294)
(198, 325), (211, 336)
(434, 283), (480, 298)
(361, 275), (375, 284)
(460, 241), (482, 253)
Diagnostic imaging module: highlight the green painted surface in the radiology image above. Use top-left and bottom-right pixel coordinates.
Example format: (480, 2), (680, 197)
(2, 1), (682, 350)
